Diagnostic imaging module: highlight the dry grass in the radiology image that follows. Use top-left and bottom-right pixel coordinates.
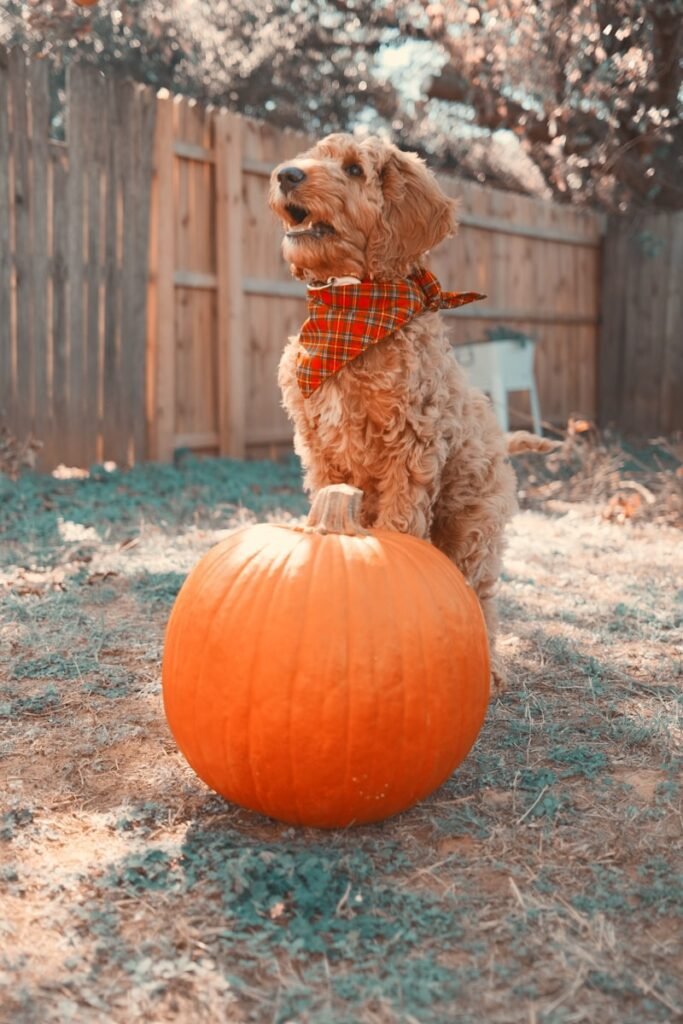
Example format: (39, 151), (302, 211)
(0, 424), (42, 480)
(515, 426), (682, 529)
(0, 449), (681, 1023)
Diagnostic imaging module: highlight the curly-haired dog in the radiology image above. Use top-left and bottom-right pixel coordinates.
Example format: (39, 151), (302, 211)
(269, 133), (552, 694)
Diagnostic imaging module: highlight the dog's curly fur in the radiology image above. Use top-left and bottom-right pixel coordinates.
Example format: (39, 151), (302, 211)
(269, 133), (548, 694)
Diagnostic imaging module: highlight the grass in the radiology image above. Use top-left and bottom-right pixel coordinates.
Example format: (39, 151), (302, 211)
(0, 453), (681, 1023)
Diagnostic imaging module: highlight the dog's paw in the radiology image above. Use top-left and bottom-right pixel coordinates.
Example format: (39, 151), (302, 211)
(506, 431), (562, 455)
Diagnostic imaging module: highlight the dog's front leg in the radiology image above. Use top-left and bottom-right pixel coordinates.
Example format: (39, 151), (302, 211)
(371, 444), (444, 540)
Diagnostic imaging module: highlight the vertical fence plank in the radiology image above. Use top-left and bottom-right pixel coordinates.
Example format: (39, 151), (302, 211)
(132, 83), (156, 462)
(66, 62), (87, 466)
(149, 93), (176, 462)
(598, 216), (624, 428)
(102, 74), (123, 464)
(621, 226), (643, 432)
(117, 80), (155, 464)
(146, 101), (159, 460)
(10, 49), (33, 439)
(660, 215), (683, 434)
(0, 50), (12, 422)
(632, 215), (667, 434)
(618, 226), (637, 430)
(51, 144), (68, 462)
(215, 110), (246, 457)
(30, 59), (51, 463)
(576, 245), (597, 418)
(84, 68), (106, 461)
(115, 79), (136, 464)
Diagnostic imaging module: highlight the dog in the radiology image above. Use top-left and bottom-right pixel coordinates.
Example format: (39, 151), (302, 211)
(269, 133), (553, 694)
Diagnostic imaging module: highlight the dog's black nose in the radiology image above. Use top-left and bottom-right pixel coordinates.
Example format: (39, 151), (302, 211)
(277, 166), (306, 195)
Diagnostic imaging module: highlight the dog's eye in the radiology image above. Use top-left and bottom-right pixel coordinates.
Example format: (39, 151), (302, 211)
(344, 163), (364, 178)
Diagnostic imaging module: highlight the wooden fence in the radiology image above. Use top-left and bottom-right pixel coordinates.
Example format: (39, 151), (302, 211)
(2, 50), (613, 469)
(600, 211), (683, 436)
(0, 50), (155, 470)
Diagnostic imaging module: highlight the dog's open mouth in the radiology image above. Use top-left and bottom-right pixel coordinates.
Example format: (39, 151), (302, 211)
(284, 204), (335, 239)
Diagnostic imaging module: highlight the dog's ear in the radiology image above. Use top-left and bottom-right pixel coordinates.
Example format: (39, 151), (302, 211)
(366, 144), (457, 276)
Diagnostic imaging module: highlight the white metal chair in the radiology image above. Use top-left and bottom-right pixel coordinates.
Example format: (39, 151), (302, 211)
(454, 336), (542, 434)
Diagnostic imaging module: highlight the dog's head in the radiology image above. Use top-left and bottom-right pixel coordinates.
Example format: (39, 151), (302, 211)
(269, 134), (457, 282)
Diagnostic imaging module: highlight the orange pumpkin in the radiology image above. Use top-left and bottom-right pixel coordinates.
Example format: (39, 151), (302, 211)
(162, 485), (490, 827)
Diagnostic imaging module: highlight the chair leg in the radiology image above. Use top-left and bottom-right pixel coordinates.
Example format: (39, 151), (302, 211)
(490, 377), (510, 432)
(529, 383), (542, 435)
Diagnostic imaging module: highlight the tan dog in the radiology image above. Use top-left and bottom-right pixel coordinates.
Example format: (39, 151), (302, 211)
(270, 133), (551, 694)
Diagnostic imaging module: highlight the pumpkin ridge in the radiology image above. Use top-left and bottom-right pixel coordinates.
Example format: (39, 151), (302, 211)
(435, 558), (472, 791)
(348, 535), (391, 817)
(347, 535), (383, 818)
(399, 539), (440, 807)
(301, 528), (358, 823)
(217, 538), (297, 807)
(382, 531), (490, 791)
(399, 541), (439, 802)
(240, 534), (305, 816)
(340, 535), (355, 823)
(363, 535), (385, 816)
(394, 537), (459, 797)
(286, 530), (326, 825)
(430, 540), (490, 757)
(385, 539), (410, 811)
(188, 536), (281, 796)
(163, 536), (257, 755)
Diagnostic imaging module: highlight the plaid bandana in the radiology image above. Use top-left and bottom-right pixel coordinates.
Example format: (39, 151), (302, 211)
(296, 267), (485, 397)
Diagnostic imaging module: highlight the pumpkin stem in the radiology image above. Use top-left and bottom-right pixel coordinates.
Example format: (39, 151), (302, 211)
(305, 484), (369, 536)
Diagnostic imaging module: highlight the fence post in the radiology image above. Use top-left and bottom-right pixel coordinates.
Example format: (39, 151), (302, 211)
(215, 110), (246, 459)
(148, 93), (176, 462)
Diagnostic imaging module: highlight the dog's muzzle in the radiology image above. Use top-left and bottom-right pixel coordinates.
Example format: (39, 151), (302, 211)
(274, 165), (336, 239)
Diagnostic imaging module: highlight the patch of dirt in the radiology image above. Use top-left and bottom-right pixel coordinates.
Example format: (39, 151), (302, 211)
(614, 769), (668, 803)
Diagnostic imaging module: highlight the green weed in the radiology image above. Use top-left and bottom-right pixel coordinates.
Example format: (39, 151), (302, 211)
(130, 571), (186, 609)
(0, 808), (34, 842)
(549, 745), (609, 779)
(90, 828), (473, 1019)
(0, 684), (60, 717)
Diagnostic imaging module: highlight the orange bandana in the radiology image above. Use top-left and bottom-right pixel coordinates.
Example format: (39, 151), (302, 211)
(296, 267), (485, 397)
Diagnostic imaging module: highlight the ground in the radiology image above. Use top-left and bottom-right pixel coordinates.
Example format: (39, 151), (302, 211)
(0, 444), (681, 1024)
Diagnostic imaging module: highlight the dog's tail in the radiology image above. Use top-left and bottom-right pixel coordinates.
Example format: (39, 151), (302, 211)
(506, 431), (562, 455)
